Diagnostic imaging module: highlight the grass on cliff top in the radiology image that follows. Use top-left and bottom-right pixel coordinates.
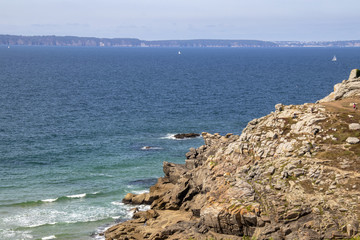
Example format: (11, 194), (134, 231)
(316, 97), (360, 170)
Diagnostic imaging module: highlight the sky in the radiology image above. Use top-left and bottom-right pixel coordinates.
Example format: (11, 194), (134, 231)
(0, 0), (359, 41)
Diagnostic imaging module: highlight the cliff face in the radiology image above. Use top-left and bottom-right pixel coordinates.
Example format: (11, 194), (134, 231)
(105, 70), (360, 240)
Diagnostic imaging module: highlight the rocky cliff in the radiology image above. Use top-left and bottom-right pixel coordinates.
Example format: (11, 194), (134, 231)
(105, 69), (360, 240)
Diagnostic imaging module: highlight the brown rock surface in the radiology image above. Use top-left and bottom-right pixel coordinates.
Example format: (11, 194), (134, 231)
(105, 69), (360, 240)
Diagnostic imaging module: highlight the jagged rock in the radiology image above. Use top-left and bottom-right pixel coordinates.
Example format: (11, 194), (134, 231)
(275, 103), (284, 112)
(106, 69), (360, 240)
(185, 147), (197, 159)
(242, 212), (257, 226)
(319, 69), (360, 102)
(163, 161), (187, 183)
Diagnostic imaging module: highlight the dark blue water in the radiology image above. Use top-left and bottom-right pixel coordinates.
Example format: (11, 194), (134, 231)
(0, 46), (359, 239)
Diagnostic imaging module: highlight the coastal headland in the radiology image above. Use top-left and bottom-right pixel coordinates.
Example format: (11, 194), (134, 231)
(106, 69), (360, 239)
(1, 34), (360, 48)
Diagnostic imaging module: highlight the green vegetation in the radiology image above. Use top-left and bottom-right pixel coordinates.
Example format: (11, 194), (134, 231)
(209, 161), (218, 167)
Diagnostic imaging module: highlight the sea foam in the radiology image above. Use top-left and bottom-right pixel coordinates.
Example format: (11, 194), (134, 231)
(111, 201), (124, 206)
(42, 235), (56, 240)
(132, 189), (149, 195)
(141, 146), (163, 150)
(41, 198), (58, 203)
(160, 133), (177, 140)
(66, 193), (86, 198)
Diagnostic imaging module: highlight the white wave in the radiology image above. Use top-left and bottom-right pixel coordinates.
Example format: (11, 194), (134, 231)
(42, 235), (56, 240)
(2, 200), (134, 236)
(111, 201), (124, 206)
(111, 215), (120, 219)
(90, 173), (114, 178)
(42, 198), (58, 203)
(66, 193), (86, 198)
(0, 230), (33, 240)
(160, 133), (177, 140)
(29, 222), (57, 228)
(138, 204), (151, 212)
(93, 224), (112, 240)
(94, 235), (105, 240)
(160, 133), (201, 140)
(141, 146), (163, 150)
(132, 189), (149, 195)
(125, 204), (151, 217)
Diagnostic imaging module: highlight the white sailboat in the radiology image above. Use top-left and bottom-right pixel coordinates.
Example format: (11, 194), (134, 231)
(178, 51), (181, 55)
(332, 55), (337, 62)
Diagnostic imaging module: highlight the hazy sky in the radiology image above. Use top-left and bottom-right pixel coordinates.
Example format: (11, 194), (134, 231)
(1, 0), (359, 41)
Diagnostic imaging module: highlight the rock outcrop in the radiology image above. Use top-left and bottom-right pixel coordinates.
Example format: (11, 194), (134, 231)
(319, 69), (360, 102)
(105, 69), (360, 240)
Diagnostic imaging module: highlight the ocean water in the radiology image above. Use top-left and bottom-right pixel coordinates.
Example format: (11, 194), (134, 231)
(0, 46), (360, 239)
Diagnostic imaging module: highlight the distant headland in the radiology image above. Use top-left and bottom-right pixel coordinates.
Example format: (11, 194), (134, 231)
(1, 34), (360, 48)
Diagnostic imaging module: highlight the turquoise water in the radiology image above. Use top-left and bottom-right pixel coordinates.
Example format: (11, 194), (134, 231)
(1, 46), (360, 239)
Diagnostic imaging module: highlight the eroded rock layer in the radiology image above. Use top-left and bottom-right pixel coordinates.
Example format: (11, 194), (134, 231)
(105, 69), (360, 240)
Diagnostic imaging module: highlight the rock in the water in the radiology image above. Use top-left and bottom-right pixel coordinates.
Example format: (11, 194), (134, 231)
(122, 193), (135, 204)
(346, 137), (360, 144)
(174, 133), (200, 139)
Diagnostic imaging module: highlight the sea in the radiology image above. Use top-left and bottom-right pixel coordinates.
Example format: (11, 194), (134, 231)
(1, 46), (360, 240)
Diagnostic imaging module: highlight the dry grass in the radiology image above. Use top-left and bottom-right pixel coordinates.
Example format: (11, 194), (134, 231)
(314, 97), (360, 170)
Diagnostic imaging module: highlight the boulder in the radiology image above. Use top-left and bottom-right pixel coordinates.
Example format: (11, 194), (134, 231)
(349, 69), (360, 79)
(349, 123), (360, 130)
(122, 193), (135, 204)
(122, 192), (153, 205)
(346, 137), (360, 144)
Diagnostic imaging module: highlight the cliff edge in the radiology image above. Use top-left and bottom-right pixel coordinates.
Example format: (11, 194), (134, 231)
(106, 69), (360, 240)
(319, 69), (360, 103)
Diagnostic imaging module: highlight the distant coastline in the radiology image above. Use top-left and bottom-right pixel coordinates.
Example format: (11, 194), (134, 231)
(1, 34), (360, 48)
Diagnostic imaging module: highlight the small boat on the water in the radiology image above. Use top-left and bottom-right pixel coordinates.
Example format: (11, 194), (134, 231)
(332, 55), (337, 62)
(178, 51), (181, 55)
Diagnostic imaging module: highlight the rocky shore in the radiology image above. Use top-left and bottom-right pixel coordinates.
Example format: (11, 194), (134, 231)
(105, 69), (360, 240)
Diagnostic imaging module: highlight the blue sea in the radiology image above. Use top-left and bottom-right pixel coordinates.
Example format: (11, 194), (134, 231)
(0, 46), (359, 239)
